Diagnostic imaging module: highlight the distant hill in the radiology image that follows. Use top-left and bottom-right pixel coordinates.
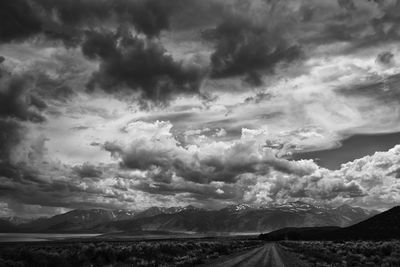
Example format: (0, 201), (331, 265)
(7, 202), (377, 234)
(0, 219), (17, 232)
(17, 209), (137, 233)
(259, 206), (400, 241)
(95, 202), (377, 234)
(1, 216), (34, 225)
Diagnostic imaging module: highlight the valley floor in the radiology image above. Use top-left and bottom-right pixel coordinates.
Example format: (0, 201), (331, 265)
(0, 237), (263, 267)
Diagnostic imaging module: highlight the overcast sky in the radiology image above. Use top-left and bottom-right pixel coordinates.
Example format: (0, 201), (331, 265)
(1, 0), (400, 217)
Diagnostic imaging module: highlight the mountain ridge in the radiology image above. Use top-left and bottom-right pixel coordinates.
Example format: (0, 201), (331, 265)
(0, 202), (378, 234)
(259, 205), (400, 241)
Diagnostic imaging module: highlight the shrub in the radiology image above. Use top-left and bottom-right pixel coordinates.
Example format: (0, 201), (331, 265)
(0, 238), (262, 267)
(279, 240), (400, 267)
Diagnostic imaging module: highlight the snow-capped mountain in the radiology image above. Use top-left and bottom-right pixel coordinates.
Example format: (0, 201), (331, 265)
(101, 202), (378, 233)
(6, 202), (378, 233)
(223, 204), (253, 212)
(1, 216), (35, 225)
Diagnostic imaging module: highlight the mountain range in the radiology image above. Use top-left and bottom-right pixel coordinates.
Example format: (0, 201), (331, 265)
(259, 206), (400, 241)
(0, 202), (378, 234)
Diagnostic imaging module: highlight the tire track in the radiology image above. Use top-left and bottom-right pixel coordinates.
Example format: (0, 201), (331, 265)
(212, 245), (268, 267)
(206, 242), (307, 267)
(231, 245), (270, 267)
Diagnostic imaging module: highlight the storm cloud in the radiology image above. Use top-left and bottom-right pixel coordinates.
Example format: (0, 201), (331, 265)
(0, 0), (42, 43)
(2, 0), (400, 216)
(103, 121), (317, 185)
(0, 0), (180, 44)
(208, 15), (301, 79)
(83, 31), (204, 103)
(0, 74), (47, 123)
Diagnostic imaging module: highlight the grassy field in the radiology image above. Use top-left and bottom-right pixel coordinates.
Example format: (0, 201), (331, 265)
(279, 240), (400, 267)
(0, 237), (262, 267)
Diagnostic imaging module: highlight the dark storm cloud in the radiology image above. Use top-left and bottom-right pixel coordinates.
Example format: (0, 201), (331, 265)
(243, 71), (263, 87)
(34, 0), (112, 27)
(291, 0), (400, 49)
(0, 180), (100, 210)
(39, 0), (177, 37)
(82, 31), (204, 103)
(0, 163), (43, 186)
(0, 0), (42, 43)
(134, 181), (240, 200)
(0, 0), (183, 44)
(0, 67), (48, 194)
(2, 0), (399, 53)
(113, 0), (173, 37)
(369, 0), (400, 39)
(335, 73), (400, 103)
(207, 15), (301, 79)
(337, 0), (356, 11)
(0, 120), (23, 162)
(0, 162), (124, 211)
(73, 163), (102, 178)
(377, 51), (394, 65)
(0, 74), (46, 123)
(34, 73), (76, 102)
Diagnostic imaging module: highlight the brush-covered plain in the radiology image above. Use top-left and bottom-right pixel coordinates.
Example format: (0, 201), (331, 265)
(279, 240), (400, 267)
(0, 238), (263, 267)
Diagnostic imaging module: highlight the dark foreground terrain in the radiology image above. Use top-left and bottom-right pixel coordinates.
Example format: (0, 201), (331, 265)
(0, 237), (263, 267)
(260, 206), (400, 241)
(2, 238), (400, 266)
(279, 240), (400, 266)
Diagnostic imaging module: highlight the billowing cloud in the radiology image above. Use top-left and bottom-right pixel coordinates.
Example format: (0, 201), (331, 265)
(2, 0), (400, 216)
(0, 0), (181, 44)
(0, 0), (42, 43)
(0, 120), (23, 162)
(73, 163), (102, 178)
(377, 51), (395, 65)
(83, 31), (204, 103)
(245, 144), (400, 209)
(0, 63), (48, 166)
(102, 121), (317, 185)
(0, 73), (47, 123)
(337, 0), (356, 11)
(207, 14), (301, 80)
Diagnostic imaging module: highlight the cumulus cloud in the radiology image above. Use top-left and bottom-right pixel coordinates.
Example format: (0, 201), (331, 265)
(102, 121), (317, 187)
(244, 144), (400, 209)
(242, 170), (366, 206)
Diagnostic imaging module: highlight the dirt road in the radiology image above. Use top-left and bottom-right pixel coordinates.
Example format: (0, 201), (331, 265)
(205, 243), (307, 267)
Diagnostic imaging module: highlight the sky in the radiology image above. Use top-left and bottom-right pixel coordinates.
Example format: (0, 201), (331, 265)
(1, 0), (400, 218)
